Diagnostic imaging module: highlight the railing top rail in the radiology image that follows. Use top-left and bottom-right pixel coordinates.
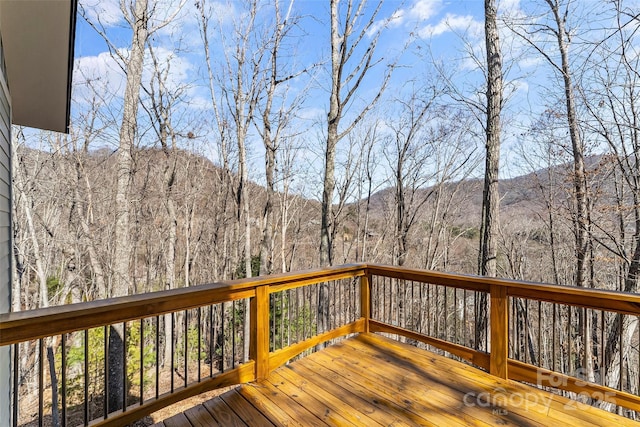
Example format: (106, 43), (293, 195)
(366, 264), (640, 315)
(0, 264), (366, 346)
(5, 262), (640, 346)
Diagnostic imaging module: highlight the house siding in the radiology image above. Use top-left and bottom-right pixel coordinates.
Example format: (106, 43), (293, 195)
(0, 29), (12, 426)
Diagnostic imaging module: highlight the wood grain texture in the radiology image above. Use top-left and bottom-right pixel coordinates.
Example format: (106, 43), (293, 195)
(251, 285), (270, 381)
(157, 334), (637, 427)
(360, 274), (371, 333)
(368, 320), (490, 370)
(0, 264), (366, 345)
(490, 284), (508, 379)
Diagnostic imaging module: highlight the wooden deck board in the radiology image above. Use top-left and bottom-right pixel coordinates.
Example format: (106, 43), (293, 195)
(202, 397), (247, 426)
(183, 405), (220, 427)
(220, 389), (275, 426)
(154, 333), (639, 427)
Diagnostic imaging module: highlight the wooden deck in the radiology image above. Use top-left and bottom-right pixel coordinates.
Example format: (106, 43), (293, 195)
(154, 333), (638, 427)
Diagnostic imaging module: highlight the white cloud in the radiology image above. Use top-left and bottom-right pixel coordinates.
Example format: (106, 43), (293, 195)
(73, 45), (194, 110)
(79, 0), (123, 27)
(142, 47), (193, 94)
(499, 0), (522, 14)
(408, 0), (443, 21)
(74, 51), (126, 102)
(367, 9), (405, 37)
(518, 55), (543, 69)
(419, 13), (483, 38)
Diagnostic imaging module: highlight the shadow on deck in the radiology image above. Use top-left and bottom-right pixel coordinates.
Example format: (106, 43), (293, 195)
(153, 333), (637, 427)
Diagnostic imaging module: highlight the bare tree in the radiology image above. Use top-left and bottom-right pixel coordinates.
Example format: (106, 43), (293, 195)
(321, 0), (394, 267)
(505, 0), (595, 383)
(479, 0), (503, 278)
(319, 0), (394, 336)
(80, 0), (185, 411)
(254, 0), (307, 275)
(582, 0), (640, 393)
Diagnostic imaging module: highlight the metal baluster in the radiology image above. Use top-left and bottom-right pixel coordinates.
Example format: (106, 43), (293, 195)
(463, 290), (467, 348)
(39, 339), (43, 427)
(140, 319), (144, 405)
(209, 306), (213, 378)
(280, 291), (285, 349)
(198, 308), (202, 382)
(620, 315), (624, 391)
(104, 326), (108, 419)
(84, 330), (89, 425)
(600, 311), (605, 386)
(552, 304), (557, 372)
(13, 343), (18, 427)
(184, 310), (188, 386)
(537, 301), (542, 368)
(270, 294), (275, 351)
(568, 306), (572, 375)
(453, 288), (458, 344)
(473, 291), (480, 350)
(123, 322), (127, 411)
(420, 282), (425, 336)
(61, 334), (67, 427)
(155, 316), (160, 399)
(295, 287), (300, 344)
(171, 313), (175, 392)
(232, 302), (237, 368)
(221, 303), (225, 372)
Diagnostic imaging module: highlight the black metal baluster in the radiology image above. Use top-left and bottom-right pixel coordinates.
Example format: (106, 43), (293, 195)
(155, 316), (159, 399)
(39, 339), (43, 427)
(537, 301), (542, 368)
(295, 287), (300, 343)
(280, 291), (285, 349)
(171, 313), (175, 393)
(104, 326), (108, 420)
(453, 288), (458, 344)
(84, 330), (88, 425)
(209, 305), (213, 377)
(472, 291), (477, 350)
(221, 302), (225, 372)
(463, 289), (467, 347)
(600, 311), (605, 386)
(140, 319), (144, 405)
(552, 304), (557, 372)
(198, 307), (202, 382)
(232, 301), (237, 368)
(13, 343), (18, 427)
(61, 334), (67, 427)
(620, 315), (624, 391)
(567, 306), (572, 374)
(123, 322), (127, 412)
(184, 310), (188, 387)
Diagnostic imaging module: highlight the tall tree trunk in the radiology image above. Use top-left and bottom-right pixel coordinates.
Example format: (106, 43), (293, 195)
(477, 0), (503, 350)
(318, 0), (342, 336)
(479, 0), (502, 278)
(546, 0), (595, 383)
(320, 0), (340, 268)
(110, 0), (149, 412)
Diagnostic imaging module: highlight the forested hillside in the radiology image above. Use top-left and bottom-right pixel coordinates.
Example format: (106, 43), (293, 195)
(13, 139), (626, 311)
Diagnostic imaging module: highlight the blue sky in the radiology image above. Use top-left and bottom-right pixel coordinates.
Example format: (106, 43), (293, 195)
(70, 0), (606, 185)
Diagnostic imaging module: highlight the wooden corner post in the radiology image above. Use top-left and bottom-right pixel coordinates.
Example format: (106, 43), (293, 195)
(490, 284), (508, 379)
(250, 285), (270, 381)
(360, 273), (371, 333)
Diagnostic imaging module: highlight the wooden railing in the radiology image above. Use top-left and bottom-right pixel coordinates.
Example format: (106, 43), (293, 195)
(3, 263), (640, 426)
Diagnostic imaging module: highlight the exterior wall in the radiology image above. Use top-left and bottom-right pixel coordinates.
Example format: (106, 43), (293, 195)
(0, 29), (12, 426)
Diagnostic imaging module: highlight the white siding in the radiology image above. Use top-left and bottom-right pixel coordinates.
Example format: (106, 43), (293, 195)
(0, 31), (12, 426)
